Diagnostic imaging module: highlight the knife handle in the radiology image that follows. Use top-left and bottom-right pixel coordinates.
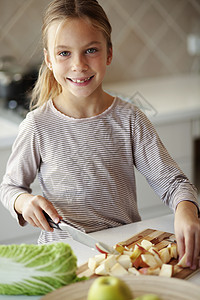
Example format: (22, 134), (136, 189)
(43, 211), (61, 230)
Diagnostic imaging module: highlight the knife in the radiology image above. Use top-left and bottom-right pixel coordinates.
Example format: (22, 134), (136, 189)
(43, 212), (118, 255)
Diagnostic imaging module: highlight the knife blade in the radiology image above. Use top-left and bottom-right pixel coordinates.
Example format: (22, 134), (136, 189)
(43, 212), (118, 255)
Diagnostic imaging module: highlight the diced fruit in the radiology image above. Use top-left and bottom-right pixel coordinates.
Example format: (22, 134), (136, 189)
(167, 243), (178, 259)
(139, 267), (149, 275)
(148, 246), (158, 253)
(117, 255), (132, 269)
(88, 237), (184, 280)
(159, 247), (171, 264)
(95, 243), (110, 255)
(88, 257), (98, 272)
(88, 254), (106, 272)
(109, 262), (129, 276)
(78, 268), (94, 277)
(132, 255), (148, 269)
(101, 255), (118, 270)
(141, 254), (159, 268)
(139, 267), (160, 276)
(177, 253), (187, 268)
(114, 244), (125, 254)
(124, 246), (130, 251)
(149, 248), (163, 267)
(130, 244), (146, 262)
(94, 254), (107, 263)
(141, 239), (154, 250)
(123, 250), (134, 256)
(128, 267), (140, 276)
(159, 264), (173, 277)
(173, 264), (182, 275)
(95, 262), (109, 275)
(136, 243), (146, 252)
(148, 267), (160, 276)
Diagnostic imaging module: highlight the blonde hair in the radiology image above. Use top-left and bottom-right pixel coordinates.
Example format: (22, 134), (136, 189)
(30, 0), (112, 110)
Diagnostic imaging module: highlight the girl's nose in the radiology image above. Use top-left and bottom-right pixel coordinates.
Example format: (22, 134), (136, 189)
(71, 54), (88, 72)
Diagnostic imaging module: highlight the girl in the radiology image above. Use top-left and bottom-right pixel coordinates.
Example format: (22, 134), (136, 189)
(0, 0), (199, 269)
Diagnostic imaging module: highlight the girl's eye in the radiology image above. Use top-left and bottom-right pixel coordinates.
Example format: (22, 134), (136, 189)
(86, 48), (98, 54)
(59, 51), (70, 57)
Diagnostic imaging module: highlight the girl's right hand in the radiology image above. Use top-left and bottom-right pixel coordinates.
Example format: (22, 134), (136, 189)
(14, 193), (61, 232)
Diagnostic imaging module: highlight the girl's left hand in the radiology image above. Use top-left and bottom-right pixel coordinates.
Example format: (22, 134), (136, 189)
(174, 201), (200, 269)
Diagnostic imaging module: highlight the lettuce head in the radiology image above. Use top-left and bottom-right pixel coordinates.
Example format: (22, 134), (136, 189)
(0, 242), (84, 295)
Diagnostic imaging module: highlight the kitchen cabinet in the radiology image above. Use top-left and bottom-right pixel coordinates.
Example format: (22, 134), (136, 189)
(155, 120), (193, 179)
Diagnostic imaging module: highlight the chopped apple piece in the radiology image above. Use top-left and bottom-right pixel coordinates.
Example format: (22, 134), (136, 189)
(95, 243), (110, 255)
(149, 246), (158, 251)
(88, 237), (182, 279)
(114, 244), (125, 254)
(171, 244), (178, 259)
(100, 254), (118, 269)
(139, 267), (161, 276)
(141, 253), (159, 268)
(94, 262), (109, 275)
(132, 255), (148, 269)
(149, 267), (161, 275)
(78, 268), (94, 277)
(159, 263), (173, 277)
(94, 254), (107, 262)
(177, 253), (187, 268)
(174, 264), (182, 275)
(128, 267), (141, 276)
(159, 247), (171, 264)
(130, 243), (146, 262)
(88, 257), (99, 272)
(124, 246), (130, 250)
(88, 254), (106, 272)
(123, 250), (134, 256)
(117, 254), (132, 269)
(149, 248), (163, 267)
(109, 262), (129, 276)
(167, 243), (178, 259)
(138, 267), (149, 275)
(141, 239), (154, 250)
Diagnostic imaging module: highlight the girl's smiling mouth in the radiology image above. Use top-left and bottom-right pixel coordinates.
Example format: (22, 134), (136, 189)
(67, 75), (94, 84)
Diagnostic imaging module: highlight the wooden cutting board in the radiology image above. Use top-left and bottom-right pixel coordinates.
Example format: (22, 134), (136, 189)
(77, 228), (200, 280)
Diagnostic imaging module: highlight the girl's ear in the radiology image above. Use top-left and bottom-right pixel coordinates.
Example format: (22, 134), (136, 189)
(44, 48), (52, 70)
(107, 47), (113, 65)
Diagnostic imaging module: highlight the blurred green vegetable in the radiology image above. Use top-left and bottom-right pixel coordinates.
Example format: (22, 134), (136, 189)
(0, 242), (84, 295)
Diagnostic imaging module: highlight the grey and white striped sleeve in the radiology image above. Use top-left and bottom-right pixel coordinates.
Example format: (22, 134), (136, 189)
(132, 107), (198, 212)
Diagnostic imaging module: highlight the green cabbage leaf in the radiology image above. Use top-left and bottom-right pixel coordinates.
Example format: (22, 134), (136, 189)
(0, 242), (84, 295)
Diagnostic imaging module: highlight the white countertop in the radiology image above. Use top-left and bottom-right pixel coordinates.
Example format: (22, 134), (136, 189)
(1, 213), (199, 300)
(104, 74), (200, 124)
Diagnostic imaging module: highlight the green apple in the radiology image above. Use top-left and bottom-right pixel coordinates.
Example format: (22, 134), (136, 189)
(134, 294), (161, 300)
(87, 276), (133, 300)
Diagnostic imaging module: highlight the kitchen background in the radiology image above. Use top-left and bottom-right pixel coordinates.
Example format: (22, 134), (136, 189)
(0, 0), (200, 81)
(0, 0), (200, 244)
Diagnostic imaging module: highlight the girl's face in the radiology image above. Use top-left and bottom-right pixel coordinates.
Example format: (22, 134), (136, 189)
(44, 18), (112, 100)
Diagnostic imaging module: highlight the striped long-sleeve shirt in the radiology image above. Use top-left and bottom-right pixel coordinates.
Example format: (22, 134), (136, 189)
(0, 97), (198, 244)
